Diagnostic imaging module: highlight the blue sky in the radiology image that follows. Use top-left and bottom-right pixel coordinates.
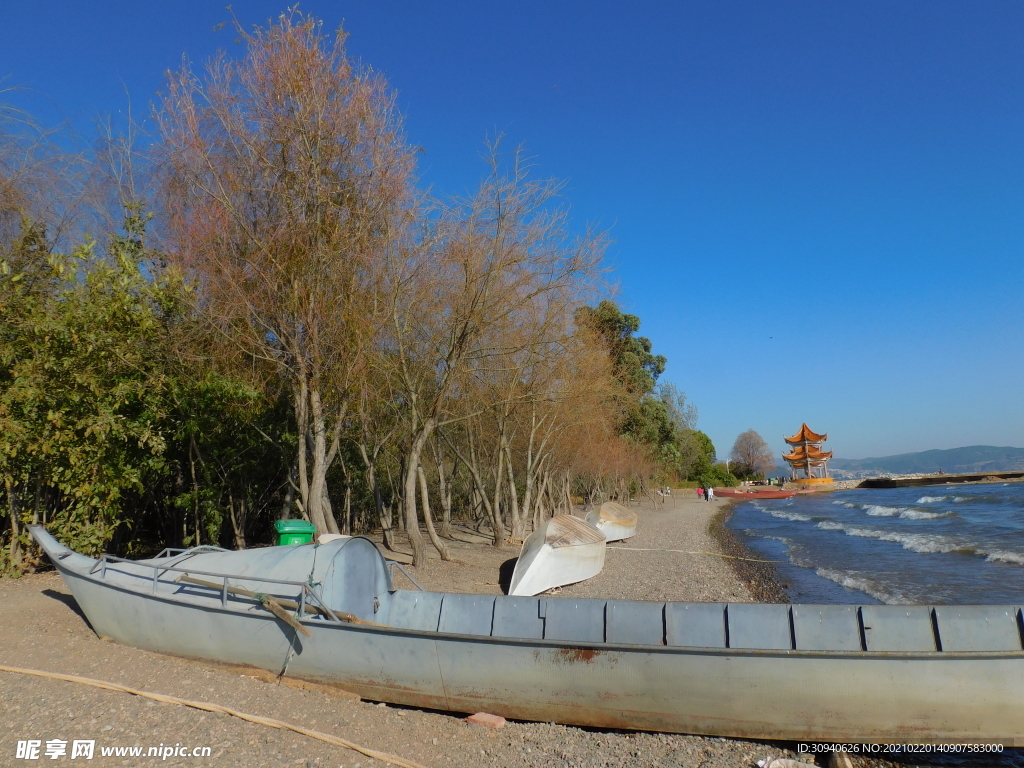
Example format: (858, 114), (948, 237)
(2, 1), (1022, 460)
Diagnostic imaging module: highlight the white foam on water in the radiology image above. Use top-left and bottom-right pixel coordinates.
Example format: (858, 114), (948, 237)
(952, 496), (971, 503)
(815, 568), (911, 605)
(863, 505), (906, 517)
(985, 551), (1024, 565)
(898, 509), (954, 520)
(832, 500), (859, 508)
(764, 509), (814, 523)
(916, 495), (947, 503)
(814, 521), (968, 554)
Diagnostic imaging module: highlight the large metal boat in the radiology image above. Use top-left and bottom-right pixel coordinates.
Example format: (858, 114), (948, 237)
(30, 525), (1024, 744)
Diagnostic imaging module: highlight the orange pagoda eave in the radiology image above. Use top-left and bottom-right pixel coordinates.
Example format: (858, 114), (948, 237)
(782, 447), (833, 463)
(785, 423), (827, 445)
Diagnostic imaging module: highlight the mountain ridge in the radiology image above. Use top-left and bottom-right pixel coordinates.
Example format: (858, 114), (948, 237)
(830, 445), (1024, 476)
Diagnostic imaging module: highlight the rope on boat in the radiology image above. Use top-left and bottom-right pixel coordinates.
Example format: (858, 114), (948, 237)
(0, 665), (429, 768)
(606, 546), (782, 563)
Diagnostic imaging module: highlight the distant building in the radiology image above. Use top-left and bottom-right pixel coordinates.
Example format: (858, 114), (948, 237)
(783, 423), (834, 486)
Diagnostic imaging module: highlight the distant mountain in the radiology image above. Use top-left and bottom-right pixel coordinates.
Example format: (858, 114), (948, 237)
(830, 445), (1024, 476)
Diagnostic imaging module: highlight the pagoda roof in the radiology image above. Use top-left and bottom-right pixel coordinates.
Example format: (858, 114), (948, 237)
(783, 447), (833, 462)
(784, 423), (827, 445)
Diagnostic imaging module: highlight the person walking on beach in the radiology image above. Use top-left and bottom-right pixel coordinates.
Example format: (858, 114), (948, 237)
(696, 486), (703, 500)
(708, 486), (715, 503)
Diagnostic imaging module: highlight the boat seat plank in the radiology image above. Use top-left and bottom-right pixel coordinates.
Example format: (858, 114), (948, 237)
(664, 603), (726, 648)
(438, 594), (496, 636)
(792, 605), (863, 651)
(544, 599), (606, 643)
(606, 601), (665, 645)
(728, 604), (793, 650)
(934, 606), (1022, 652)
(492, 597), (545, 640)
(386, 591), (444, 632)
(861, 605), (937, 652)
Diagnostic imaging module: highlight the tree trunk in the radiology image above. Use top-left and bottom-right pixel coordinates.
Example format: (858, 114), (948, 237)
(228, 493), (247, 549)
(306, 388), (335, 536)
(359, 443), (394, 550)
(417, 465), (450, 560)
(489, 437), (505, 547)
(295, 374), (311, 523)
(431, 438), (454, 538)
(504, 442), (525, 541)
(402, 421), (435, 567)
(7, 485), (21, 570)
(280, 462), (298, 519)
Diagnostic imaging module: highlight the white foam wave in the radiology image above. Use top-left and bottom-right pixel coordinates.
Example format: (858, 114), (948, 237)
(815, 521), (966, 554)
(815, 568), (911, 605)
(986, 551), (1024, 565)
(864, 505), (906, 517)
(916, 495), (947, 503)
(898, 509), (953, 520)
(953, 496), (969, 503)
(764, 509), (813, 523)
(832, 500), (858, 509)
(860, 504), (953, 520)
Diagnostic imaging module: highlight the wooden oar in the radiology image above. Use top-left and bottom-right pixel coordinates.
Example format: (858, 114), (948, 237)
(174, 575), (388, 629)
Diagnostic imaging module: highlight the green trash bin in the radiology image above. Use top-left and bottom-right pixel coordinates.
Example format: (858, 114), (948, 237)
(274, 519), (316, 546)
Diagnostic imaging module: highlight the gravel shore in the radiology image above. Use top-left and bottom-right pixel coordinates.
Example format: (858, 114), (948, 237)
(0, 496), (977, 768)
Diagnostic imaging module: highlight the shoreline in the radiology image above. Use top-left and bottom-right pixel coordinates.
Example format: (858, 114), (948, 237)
(707, 498), (790, 603)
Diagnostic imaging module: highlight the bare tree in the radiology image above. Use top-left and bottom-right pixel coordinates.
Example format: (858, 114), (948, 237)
(730, 429), (776, 478)
(382, 143), (605, 566)
(156, 11), (416, 535)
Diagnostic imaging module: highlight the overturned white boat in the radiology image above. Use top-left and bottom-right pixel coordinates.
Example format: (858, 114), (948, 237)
(508, 514), (606, 596)
(584, 501), (638, 542)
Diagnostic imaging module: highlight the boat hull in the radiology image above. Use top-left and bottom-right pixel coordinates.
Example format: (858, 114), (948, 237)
(51, 563), (1024, 743)
(584, 502), (638, 542)
(31, 526), (1024, 744)
(713, 488), (796, 499)
(509, 515), (606, 596)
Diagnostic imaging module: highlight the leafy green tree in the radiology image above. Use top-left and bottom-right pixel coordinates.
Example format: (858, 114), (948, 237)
(0, 215), (175, 568)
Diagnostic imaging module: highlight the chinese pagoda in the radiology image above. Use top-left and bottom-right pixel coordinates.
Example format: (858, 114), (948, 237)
(783, 423), (833, 486)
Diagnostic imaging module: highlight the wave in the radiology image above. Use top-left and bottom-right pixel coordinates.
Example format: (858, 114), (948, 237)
(815, 568), (911, 605)
(985, 551), (1024, 565)
(899, 509), (954, 520)
(815, 521), (967, 554)
(816, 521), (1024, 564)
(859, 504), (953, 520)
(864, 504), (906, 517)
(916, 495), (947, 503)
(763, 509), (814, 523)
(832, 500), (858, 509)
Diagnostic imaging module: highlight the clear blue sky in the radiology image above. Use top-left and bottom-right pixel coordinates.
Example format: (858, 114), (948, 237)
(2, 1), (1022, 460)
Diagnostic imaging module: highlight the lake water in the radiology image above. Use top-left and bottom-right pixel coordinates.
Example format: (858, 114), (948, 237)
(726, 482), (1024, 604)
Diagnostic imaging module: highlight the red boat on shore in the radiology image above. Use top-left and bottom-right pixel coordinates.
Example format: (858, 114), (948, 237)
(712, 488), (796, 499)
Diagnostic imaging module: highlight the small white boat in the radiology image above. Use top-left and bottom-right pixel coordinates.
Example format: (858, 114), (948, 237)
(508, 514), (606, 596)
(584, 501), (638, 542)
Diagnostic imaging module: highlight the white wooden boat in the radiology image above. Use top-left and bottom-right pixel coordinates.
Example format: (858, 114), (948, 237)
(508, 514), (606, 596)
(29, 524), (1024, 743)
(584, 501), (638, 542)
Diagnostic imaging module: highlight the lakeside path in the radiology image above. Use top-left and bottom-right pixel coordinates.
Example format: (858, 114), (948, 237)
(0, 498), (809, 768)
